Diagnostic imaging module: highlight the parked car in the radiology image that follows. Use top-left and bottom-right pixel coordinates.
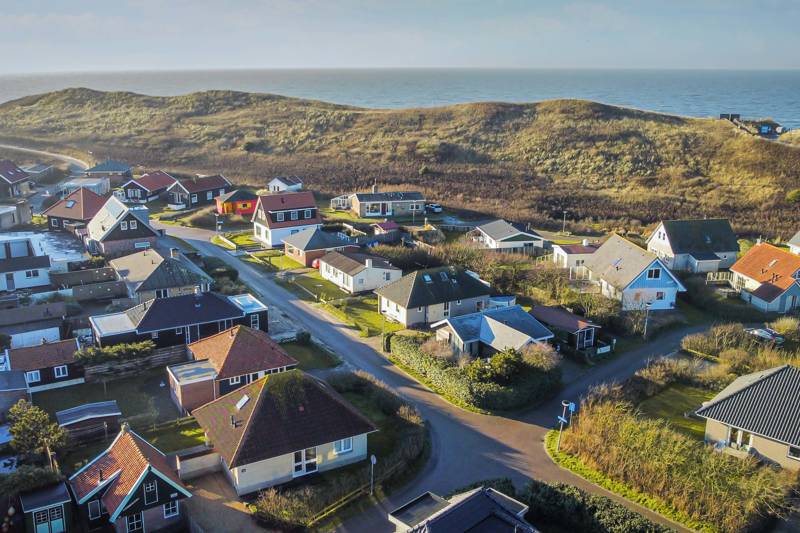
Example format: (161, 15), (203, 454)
(426, 203), (443, 213)
(745, 327), (785, 346)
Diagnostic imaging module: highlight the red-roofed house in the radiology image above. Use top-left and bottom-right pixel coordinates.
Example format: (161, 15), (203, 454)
(121, 171), (178, 204)
(552, 240), (600, 269)
(3, 338), (84, 392)
(0, 160), (31, 198)
(166, 175), (232, 209)
(730, 243), (800, 313)
(251, 191), (322, 247)
(42, 187), (108, 231)
(68, 425), (192, 532)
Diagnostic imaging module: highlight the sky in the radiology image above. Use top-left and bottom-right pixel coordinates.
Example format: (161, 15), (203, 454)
(4, 0), (800, 74)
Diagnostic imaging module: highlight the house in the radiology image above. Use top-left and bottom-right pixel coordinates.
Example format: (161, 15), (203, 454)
(347, 187), (425, 218)
(267, 176), (303, 192)
(167, 325), (298, 413)
(68, 425), (192, 532)
(0, 199), (32, 229)
(0, 234), (51, 291)
(0, 371), (28, 418)
(0, 160), (31, 198)
(83, 159), (131, 179)
(389, 486), (537, 533)
(56, 401), (122, 443)
(19, 482), (74, 533)
(3, 338), (83, 392)
(121, 171), (177, 204)
(42, 188), (108, 231)
(552, 240), (600, 269)
(57, 177), (110, 197)
(470, 220), (547, 254)
(581, 234), (686, 311)
(89, 292), (268, 348)
(21, 163), (54, 180)
(375, 267), (493, 327)
(167, 175), (232, 209)
(109, 247), (213, 303)
(319, 251), (402, 294)
(788, 230), (800, 256)
(283, 228), (357, 267)
(0, 231), (87, 273)
(432, 305), (553, 357)
(646, 219), (739, 273)
(728, 243), (800, 313)
(529, 305), (604, 354)
(215, 189), (258, 216)
(85, 197), (159, 256)
(192, 370), (377, 495)
(696, 365), (800, 471)
(251, 191), (321, 247)
(0, 302), (66, 348)
(372, 220), (401, 235)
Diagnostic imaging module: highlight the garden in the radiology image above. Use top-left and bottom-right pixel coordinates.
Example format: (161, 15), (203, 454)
(323, 296), (403, 337)
(280, 337), (341, 370)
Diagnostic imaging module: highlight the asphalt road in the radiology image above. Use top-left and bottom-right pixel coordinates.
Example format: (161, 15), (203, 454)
(157, 222), (698, 532)
(0, 143), (89, 172)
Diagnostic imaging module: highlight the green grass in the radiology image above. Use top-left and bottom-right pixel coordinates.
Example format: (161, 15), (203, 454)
(211, 234), (236, 249)
(228, 231), (260, 247)
(279, 270), (346, 301)
(254, 250), (303, 270)
(637, 384), (714, 441)
(324, 296), (403, 337)
(281, 341), (340, 370)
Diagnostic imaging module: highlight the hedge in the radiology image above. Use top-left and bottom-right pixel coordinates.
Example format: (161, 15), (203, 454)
(75, 340), (155, 364)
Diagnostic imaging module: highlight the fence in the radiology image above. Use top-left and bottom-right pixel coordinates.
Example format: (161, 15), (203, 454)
(51, 267), (116, 287)
(83, 344), (188, 381)
(706, 271), (733, 284)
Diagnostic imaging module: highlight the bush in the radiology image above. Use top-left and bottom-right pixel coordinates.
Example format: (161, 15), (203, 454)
(785, 188), (800, 203)
(295, 330), (311, 345)
(0, 466), (63, 497)
(76, 340), (156, 364)
(768, 316), (800, 342)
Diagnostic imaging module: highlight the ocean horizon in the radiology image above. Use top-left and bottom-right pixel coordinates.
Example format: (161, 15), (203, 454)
(1, 68), (798, 128)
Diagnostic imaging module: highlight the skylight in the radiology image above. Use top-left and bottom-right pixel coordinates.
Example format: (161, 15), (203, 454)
(235, 395), (250, 411)
(439, 272), (448, 281)
(768, 259), (778, 268)
(423, 274), (432, 283)
(65, 200), (76, 208)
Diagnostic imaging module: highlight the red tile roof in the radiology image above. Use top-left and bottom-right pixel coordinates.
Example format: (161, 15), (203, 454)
(41, 188), (108, 221)
(172, 175), (231, 193)
(0, 160), (30, 185)
(131, 171), (176, 192)
(8, 339), (78, 371)
(731, 243), (800, 302)
(256, 191), (321, 229)
(188, 326), (297, 380)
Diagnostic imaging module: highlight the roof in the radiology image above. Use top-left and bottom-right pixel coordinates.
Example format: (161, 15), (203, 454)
(216, 189), (258, 204)
(85, 160), (130, 174)
(56, 401), (121, 427)
(171, 175), (231, 194)
(19, 482), (71, 513)
(167, 359), (217, 385)
(8, 339), (78, 371)
(555, 243), (600, 255)
(789, 231), (800, 248)
(128, 171), (177, 192)
(375, 267), (492, 309)
(42, 187), (108, 222)
(188, 326), (297, 380)
(434, 305), (553, 350)
(583, 234), (666, 290)
(696, 365), (800, 447)
(0, 254), (50, 274)
(529, 305), (599, 333)
(0, 302), (66, 327)
(22, 163), (51, 174)
(86, 196), (154, 242)
(353, 191), (424, 202)
(193, 370), (377, 468)
(372, 220), (401, 231)
(69, 427), (190, 521)
(0, 160), (30, 185)
(319, 250), (399, 276)
(109, 248), (212, 294)
(730, 243), (800, 302)
(255, 191), (321, 229)
(0, 371), (28, 392)
(476, 219), (540, 242)
(653, 219), (739, 256)
(270, 176), (303, 186)
(282, 227), (351, 251)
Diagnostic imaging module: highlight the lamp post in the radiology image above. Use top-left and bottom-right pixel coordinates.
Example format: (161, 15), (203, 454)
(562, 211), (567, 234)
(642, 301), (652, 339)
(370, 454), (377, 495)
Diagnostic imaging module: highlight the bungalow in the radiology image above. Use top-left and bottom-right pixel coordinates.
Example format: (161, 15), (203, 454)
(20, 163), (53, 180)
(283, 228), (357, 267)
(19, 482), (74, 533)
(42, 188), (108, 231)
(109, 247), (213, 303)
(85, 197), (159, 256)
(192, 370), (377, 495)
(121, 171), (177, 204)
(89, 292), (268, 348)
(529, 305), (603, 353)
(83, 159), (132, 179)
(788, 230), (800, 256)
(56, 401), (122, 443)
(0, 234), (51, 291)
(57, 177), (110, 197)
(0, 160), (31, 199)
(215, 189), (258, 216)
(646, 219), (739, 273)
(582, 234), (686, 311)
(375, 267), (493, 327)
(552, 240), (600, 269)
(167, 325), (297, 413)
(251, 191), (321, 247)
(0, 302), (66, 348)
(3, 338), (83, 393)
(267, 176), (303, 192)
(432, 305), (553, 357)
(68, 425), (192, 532)
(349, 188), (425, 218)
(319, 250), (401, 294)
(728, 243), (800, 313)
(696, 365), (800, 471)
(470, 220), (547, 254)
(167, 175), (232, 209)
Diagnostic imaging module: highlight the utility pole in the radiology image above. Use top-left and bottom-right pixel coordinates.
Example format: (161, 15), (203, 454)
(562, 210), (568, 234)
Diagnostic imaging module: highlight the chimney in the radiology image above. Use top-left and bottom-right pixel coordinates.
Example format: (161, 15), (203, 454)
(230, 415), (237, 428)
(121, 421), (130, 432)
(372, 183), (378, 194)
(230, 327), (235, 337)
(170, 247), (179, 259)
(365, 258), (373, 268)
(98, 467), (104, 482)
(40, 338), (48, 345)
(582, 239), (589, 247)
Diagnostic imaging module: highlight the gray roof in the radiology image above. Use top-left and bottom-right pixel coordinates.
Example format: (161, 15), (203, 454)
(56, 401), (121, 427)
(167, 359), (217, 385)
(436, 305), (553, 350)
(789, 230), (800, 248)
(354, 191), (424, 202)
(282, 227), (351, 251)
(0, 302), (67, 327)
(0, 370), (28, 392)
(476, 219), (540, 242)
(87, 196), (153, 242)
(654, 219), (739, 256)
(319, 250), (399, 276)
(19, 482), (71, 513)
(271, 176), (303, 186)
(375, 267), (492, 308)
(584, 234), (664, 290)
(0, 254), (50, 274)
(696, 365), (800, 447)
(109, 248), (212, 294)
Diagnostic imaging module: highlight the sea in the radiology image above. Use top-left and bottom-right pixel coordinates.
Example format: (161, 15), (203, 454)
(1, 68), (799, 128)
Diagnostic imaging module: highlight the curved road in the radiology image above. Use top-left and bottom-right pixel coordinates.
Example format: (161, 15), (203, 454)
(0, 143), (89, 171)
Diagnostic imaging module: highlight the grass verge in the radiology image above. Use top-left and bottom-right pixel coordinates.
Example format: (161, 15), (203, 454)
(323, 296), (404, 337)
(637, 384), (714, 441)
(280, 341), (341, 370)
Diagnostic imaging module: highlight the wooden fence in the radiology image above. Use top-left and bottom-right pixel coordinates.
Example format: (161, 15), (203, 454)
(83, 344), (188, 381)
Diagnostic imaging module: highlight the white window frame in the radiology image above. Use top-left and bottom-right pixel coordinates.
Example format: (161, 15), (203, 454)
(229, 376), (241, 385)
(121, 221), (128, 231)
(277, 212), (285, 222)
(151, 331), (159, 339)
(789, 446), (800, 461)
(26, 370), (40, 384)
(130, 219), (138, 229)
(334, 437), (353, 455)
(293, 447), (318, 477)
(126, 512), (143, 532)
(54, 365), (68, 378)
(25, 270), (39, 278)
(206, 191), (213, 200)
(51, 218), (59, 227)
(87, 500), (102, 520)
(191, 194), (198, 204)
(175, 327), (183, 335)
(163, 500), (179, 519)
(155, 288), (169, 298)
(304, 209), (312, 219)
(646, 268), (661, 280)
(290, 210), (299, 221)
(250, 313), (259, 329)
(143, 480), (158, 505)
(656, 291), (665, 300)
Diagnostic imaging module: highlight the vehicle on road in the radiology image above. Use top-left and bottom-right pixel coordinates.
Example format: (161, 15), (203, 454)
(745, 327), (785, 346)
(426, 203), (443, 213)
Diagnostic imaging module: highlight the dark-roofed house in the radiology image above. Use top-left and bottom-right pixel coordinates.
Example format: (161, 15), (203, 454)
(121, 171), (177, 204)
(283, 227), (358, 267)
(69, 425), (192, 532)
(552, 240), (600, 269)
(319, 250), (401, 293)
(389, 486), (536, 533)
(109, 247), (213, 303)
(432, 305), (553, 357)
(251, 191), (322, 247)
(85, 197), (159, 256)
(349, 187), (425, 218)
(42, 187), (108, 231)
(215, 189), (258, 216)
(267, 176), (303, 193)
(19, 482), (73, 533)
(89, 292), (268, 348)
(0, 234), (52, 292)
(789, 230), (800, 256)
(167, 325), (298, 413)
(470, 219), (546, 254)
(56, 400), (122, 443)
(375, 267), (493, 327)
(647, 219), (739, 273)
(728, 243), (800, 313)
(696, 365), (800, 471)
(0, 371), (28, 419)
(0, 160), (31, 198)
(3, 338), (83, 392)
(167, 175), (232, 209)
(193, 370), (377, 495)
(530, 305), (606, 355)
(0, 302), (66, 348)
(84, 159), (132, 179)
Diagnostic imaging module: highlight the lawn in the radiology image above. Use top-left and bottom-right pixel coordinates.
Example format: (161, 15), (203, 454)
(279, 270), (346, 301)
(324, 296), (403, 337)
(637, 384), (715, 441)
(252, 249), (303, 271)
(228, 231), (260, 248)
(280, 341), (341, 370)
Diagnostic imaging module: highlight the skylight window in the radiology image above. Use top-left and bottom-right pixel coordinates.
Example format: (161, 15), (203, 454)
(235, 394), (250, 411)
(768, 259), (778, 268)
(65, 200), (76, 208)
(423, 274), (432, 283)
(439, 272), (448, 281)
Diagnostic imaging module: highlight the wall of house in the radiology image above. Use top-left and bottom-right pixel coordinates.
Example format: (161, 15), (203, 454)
(354, 199), (424, 218)
(0, 266), (51, 291)
(98, 236), (158, 257)
(705, 419), (799, 471)
(383, 295), (489, 327)
(171, 375), (214, 414)
(136, 284), (203, 304)
(739, 283), (800, 313)
(321, 263), (399, 293)
(113, 501), (184, 533)
(253, 222), (321, 247)
(617, 261), (682, 311)
(552, 249), (594, 269)
(268, 181), (302, 192)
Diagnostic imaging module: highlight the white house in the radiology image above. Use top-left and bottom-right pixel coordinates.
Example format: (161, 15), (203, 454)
(729, 243), (800, 313)
(646, 219), (739, 273)
(267, 176), (303, 193)
(318, 251), (401, 294)
(470, 220), (546, 254)
(788, 231), (800, 256)
(0, 234), (52, 291)
(552, 240), (600, 269)
(251, 191), (321, 247)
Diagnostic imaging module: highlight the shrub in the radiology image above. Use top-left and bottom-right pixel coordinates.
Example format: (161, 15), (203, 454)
(295, 330), (311, 345)
(767, 316), (800, 342)
(785, 188), (800, 203)
(489, 350), (522, 383)
(75, 340), (156, 364)
(0, 466), (63, 497)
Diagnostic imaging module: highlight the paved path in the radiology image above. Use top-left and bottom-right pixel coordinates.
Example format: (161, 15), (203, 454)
(155, 222), (697, 532)
(0, 143), (89, 171)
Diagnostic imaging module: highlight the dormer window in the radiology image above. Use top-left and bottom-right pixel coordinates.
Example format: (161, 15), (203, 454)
(130, 220), (137, 230)
(144, 480), (158, 505)
(277, 212), (284, 222)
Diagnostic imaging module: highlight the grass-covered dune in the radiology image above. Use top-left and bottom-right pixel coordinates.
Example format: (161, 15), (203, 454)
(1, 88), (798, 236)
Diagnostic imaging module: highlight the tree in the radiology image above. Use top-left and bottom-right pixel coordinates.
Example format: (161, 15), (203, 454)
(8, 400), (66, 466)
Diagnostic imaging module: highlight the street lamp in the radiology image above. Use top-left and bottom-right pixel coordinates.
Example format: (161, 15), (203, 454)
(642, 301), (653, 339)
(370, 454), (377, 495)
(561, 211), (568, 234)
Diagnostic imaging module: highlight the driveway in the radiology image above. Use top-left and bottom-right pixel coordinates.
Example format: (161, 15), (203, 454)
(183, 472), (256, 533)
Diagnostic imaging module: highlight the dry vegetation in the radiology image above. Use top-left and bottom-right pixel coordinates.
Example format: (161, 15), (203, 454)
(1, 88), (799, 236)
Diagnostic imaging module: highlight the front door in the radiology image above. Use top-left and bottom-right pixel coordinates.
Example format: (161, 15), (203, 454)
(33, 505), (64, 533)
(5, 273), (14, 291)
(293, 447), (318, 477)
(380, 202), (388, 215)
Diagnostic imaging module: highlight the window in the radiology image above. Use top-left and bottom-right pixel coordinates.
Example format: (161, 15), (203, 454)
(646, 268), (661, 279)
(290, 210), (299, 220)
(229, 376), (241, 385)
(304, 209), (312, 219)
(130, 220), (137, 229)
(383, 272), (391, 281)
(206, 191), (213, 200)
(250, 313), (260, 329)
(175, 327), (183, 335)
(191, 194), (198, 204)
(155, 289), (169, 298)
(656, 291), (665, 300)
(151, 331), (159, 339)
(163, 501), (179, 518)
(789, 446), (800, 460)
(54, 365), (68, 378)
(358, 278), (364, 285)
(293, 447), (317, 476)
(144, 480), (158, 505)
(121, 221), (128, 231)
(34, 511), (49, 526)
(334, 437), (353, 454)
(277, 212), (285, 222)
(126, 512), (143, 532)
(25, 370), (40, 383)
(443, 301), (450, 317)
(456, 299), (461, 305)
(25, 270), (39, 278)
(51, 218), (59, 227)
(88, 500), (102, 520)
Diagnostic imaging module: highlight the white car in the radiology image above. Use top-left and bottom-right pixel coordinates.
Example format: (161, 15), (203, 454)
(745, 327), (785, 346)
(426, 203), (443, 213)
